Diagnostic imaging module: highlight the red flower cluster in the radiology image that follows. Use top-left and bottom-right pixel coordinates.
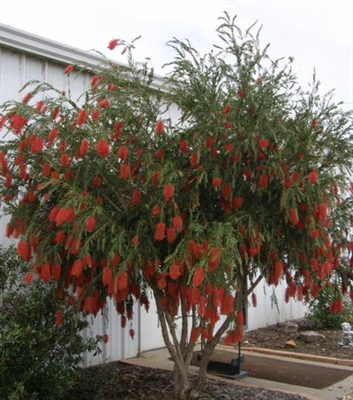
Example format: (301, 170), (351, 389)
(108, 39), (118, 50)
(96, 139), (110, 157)
(155, 120), (165, 134)
(86, 216), (97, 232)
(163, 184), (174, 201)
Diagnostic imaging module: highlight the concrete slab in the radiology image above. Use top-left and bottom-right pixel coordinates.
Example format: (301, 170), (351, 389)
(122, 345), (353, 400)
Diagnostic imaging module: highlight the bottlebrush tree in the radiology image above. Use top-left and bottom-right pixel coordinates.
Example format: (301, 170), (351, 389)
(0, 13), (352, 399)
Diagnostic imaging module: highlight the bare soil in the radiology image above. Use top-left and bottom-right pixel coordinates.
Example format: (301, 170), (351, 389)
(69, 318), (353, 400)
(242, 317), (353, 360)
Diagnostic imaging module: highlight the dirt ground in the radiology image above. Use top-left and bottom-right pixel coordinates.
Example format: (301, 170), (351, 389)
(70, 318), (353, 400)
(242, 317), (353, 360)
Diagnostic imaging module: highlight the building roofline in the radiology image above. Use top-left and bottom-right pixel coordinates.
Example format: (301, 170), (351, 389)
(0, 23), (168, 91)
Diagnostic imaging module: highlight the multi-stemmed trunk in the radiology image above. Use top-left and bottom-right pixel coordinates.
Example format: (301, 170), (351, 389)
(152, 272), (262, 399)
(153, 290), (237, 399)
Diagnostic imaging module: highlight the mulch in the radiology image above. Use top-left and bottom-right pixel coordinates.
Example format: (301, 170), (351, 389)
(192, 349), (353, 389)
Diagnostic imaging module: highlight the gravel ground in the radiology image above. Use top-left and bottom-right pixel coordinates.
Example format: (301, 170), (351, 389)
(71, 361), (310, 400)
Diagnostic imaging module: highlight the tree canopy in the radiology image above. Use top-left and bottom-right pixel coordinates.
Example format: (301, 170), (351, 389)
(0, 13), (352, 399)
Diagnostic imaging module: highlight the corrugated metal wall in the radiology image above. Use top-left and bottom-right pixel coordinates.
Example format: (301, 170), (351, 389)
(0, 27), (308, 366)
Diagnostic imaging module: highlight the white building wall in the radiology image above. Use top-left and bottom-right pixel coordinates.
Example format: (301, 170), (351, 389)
(0, 24), (308, 364)
(247, 280), (308, 331)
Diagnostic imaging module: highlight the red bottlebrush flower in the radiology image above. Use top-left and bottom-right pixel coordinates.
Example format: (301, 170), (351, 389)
(129, 329), (135, 339)
(151, 170), (160, 184)
(236, 310), (244, 326)
(71, 260), (84, 276)
(15, 154), (25, 166)
(102, 334), (109, 344)
(309, 170), (318, 184)
(243, 169), (252, 181)
(274, 260), (283, 282)
(132, 189), (141, 205)
(102, 267), (112, 285)
(259, 138), (268, 150)
(192, 267), (205, 286)
(54, 230), (65, 243)
(205, 136), (214, 148)
(76, 109), (88, 126)
(119, 163), (130, 179)
(237, 89), (244, 98)
(169, 264), (180, 280)
(190, 152), (199, 168)
(41, 162), (51, 176)
(91, 75), (99, 87)
(222, 294), (234, 315)
(108, 39), (118, 50)
(156, 149), (165, 159)
(0, 115), (7, 129)
(318, 203), (327, 221)
(157, 276), (167, 290)
(91, 177), (101, 186)
(289, 208), (299, 225)
(225, 121), (232, 129)
(97, 99), (110, 108)
(311, 229), (320, 238)
(256, 77), (263, 84)
(92, 109), (100, 120)
(22, 92), (32, 103)
(224, 143), (233, 152)
(30, 136), (44, 154)
(167, 228), (176, 243)
(190, 287), (201, 305)
(212, 177), (222, 187)
(17, 241), (31, 261)
(96, 139), (110, 157)
(24, 272), (34, 284)
(222, 183), (231, 198)
(50, 265), (61, 281)
(117, 145), (128, 160)
(151, 206), (162, 216)
(233, 196), (243, 209)
(209, 247), (221, 271)
(40, 264), (51, 282)
(118, 272), (128, 290)
(55, 207), (75, 225)
(78, 139), (89, 157)
(179, 140), (188, 153)
(223, 104), (231, 114)
(1, 171), (9, 188)
(86, 216), (96, 232)
(155, 222), (166, 241)
(163, 184), (174, 201)
(259, 174), (269, 189)
(172, 215), (183, 231)
(64, 64), (74, 74)
(131, 236), (139, 246)
(47, 128), (59, 144)
(18, 164), (27, 179)
(231, 154), (239, 164)
(55, 310), (63, 326)
(251, 293), (257, 307)
(113, 121), (124, 136)
(155, 120), (165, 134)
(60, 153), (70, 167)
